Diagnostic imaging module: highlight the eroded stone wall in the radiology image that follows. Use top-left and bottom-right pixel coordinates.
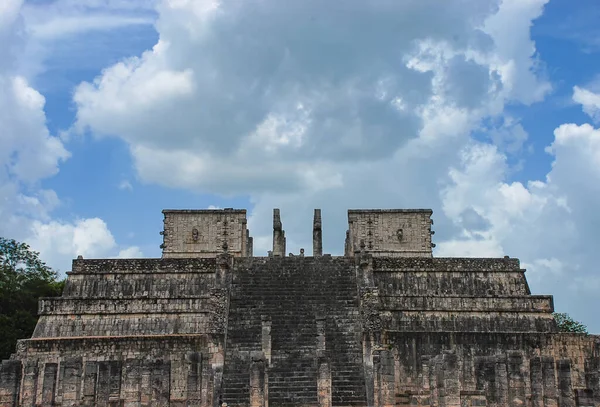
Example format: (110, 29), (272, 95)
(162, 209), (251, 258)
(347, 209), (434, 257)
(1, 209), (599, 407)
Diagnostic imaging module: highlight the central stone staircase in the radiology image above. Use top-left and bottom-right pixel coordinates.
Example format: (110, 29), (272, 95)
(221, 256), (367, 406)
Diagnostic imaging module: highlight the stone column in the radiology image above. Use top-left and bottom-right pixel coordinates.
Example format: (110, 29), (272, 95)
(20, 360), (38, 407)
(495, 356), (509, 407)
(313, 209), (323, 257)
(507, 353), (526, 407)
(530, 357), (544, 407)
(249, 353), (266, 407)
(241, 219), (248, 257)
(272, 209), (285, 257)
(374, 349), (395, 407)
(542, 356), (558, 407)
(81, 362), (97, 407)
(262, 316), (272, 366)
(442, 352), (461, 407)
(122, 359), (141, 407)
(557, 360), (575, 407)
(316, 317), (331, 407)
(247, 234), (254, 257)
(0, 360), (21, 407)
(169, 356), (188, 407)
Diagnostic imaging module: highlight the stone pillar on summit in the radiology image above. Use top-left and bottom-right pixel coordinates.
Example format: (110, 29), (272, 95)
(313, 209), (323, 257)
(272, 209), (286, 257)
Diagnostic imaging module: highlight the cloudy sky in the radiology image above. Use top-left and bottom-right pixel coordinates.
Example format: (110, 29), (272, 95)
(1, 0), (600, 331)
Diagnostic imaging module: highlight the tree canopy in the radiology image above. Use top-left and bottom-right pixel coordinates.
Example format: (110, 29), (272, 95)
(553, 312), (588, 334)
(0, 237), (65, 360)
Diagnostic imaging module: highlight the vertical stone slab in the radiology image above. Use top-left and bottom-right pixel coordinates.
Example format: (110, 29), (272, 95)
(241, 219), (248, 257)
(62, 357), (83, 407)
(169, 357), (188, 407)
(316, 317), (331, 407)
(530, 357), (544, 407)
(96, 362), (110, 407)
(109, 360), (122, 406)
(574, 389), (595, 407)
(363, 334), (375, 407)
(249, 353), (266, 407)
(0, 360), (21, 407)
(262, 316), (272, 366)
(494, 357), (508, 407)
(247, 234), (254, 257)
(140, 361), (152, 407)
(373, 351), (381, 407)
(442, 353), (461, 407)
(507, 353), (526, 407)
(272, 209), (285, 257)
(344, 230), (351, 256)
(317, 356), (331, 407)
(584, 357), (599, 407)
(20, 360), (38, 407)
(557, 360), (575, 407)
(541, 357), (557, 407)
(313, 209), (323, 257)
(122, 359), (141, 407)
(374, 350), (395, 407)
(187, 352), (202, 404)
(475, 357), (496, 407)
(151, 360), (171, 407)
(421, 356), (432, 407)
(82, 362), (98, 407)
(41, 363), (58, 406)
(212, 346), (224, 407)
(200, 354), (211, 407)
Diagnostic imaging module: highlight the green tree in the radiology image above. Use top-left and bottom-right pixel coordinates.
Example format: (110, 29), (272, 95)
(0, 238), (65, 360)
(553, 312), (588, 334)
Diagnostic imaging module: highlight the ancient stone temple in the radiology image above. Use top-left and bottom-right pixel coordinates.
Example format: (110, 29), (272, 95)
(1, 208), (599, 407)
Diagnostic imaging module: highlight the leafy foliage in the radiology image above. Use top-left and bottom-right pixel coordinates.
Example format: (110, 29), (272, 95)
(553, 312), (588, 334)
(0, 238), (65, 360)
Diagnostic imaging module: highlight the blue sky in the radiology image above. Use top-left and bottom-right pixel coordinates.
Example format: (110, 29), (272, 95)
(1, 0), (600, 332)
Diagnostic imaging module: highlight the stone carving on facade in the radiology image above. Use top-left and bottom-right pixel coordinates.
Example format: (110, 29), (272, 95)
(396, 228), (403, 242)
(360, 287), (382, 333)
(209, 288), (228, 334)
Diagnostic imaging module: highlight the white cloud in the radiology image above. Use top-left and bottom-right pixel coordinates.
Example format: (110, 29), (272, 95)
(72, 0), (551, 196)
(0, 76), (70, 182)
(117, 246), (144, 258)
(28, 218), (116, 268)
(21, 0), (156, 41)
(118, 180), (133, 191)
(0, 0), (138, 274)
(573, 86), (600, 123)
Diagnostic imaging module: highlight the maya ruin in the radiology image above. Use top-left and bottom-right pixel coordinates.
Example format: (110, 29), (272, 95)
(1, 208), (599, 407)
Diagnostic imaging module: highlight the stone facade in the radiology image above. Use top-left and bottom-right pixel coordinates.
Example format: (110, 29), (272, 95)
(346, 210), (434, 257)
(161, 209), (252, 258)
(1, 208), (599, 407)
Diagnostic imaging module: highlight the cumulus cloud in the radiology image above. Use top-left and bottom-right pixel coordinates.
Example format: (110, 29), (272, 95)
(0, 0), (139, 273)
(73, 0), (550, 195)
(573, 86), (600, 123)
(117, 246), (144, 258)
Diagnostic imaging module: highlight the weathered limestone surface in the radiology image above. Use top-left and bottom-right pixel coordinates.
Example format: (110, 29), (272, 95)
(346, 209), (434, 258)
(1, 208), (599, 407)
(161, 209), (252, 258)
